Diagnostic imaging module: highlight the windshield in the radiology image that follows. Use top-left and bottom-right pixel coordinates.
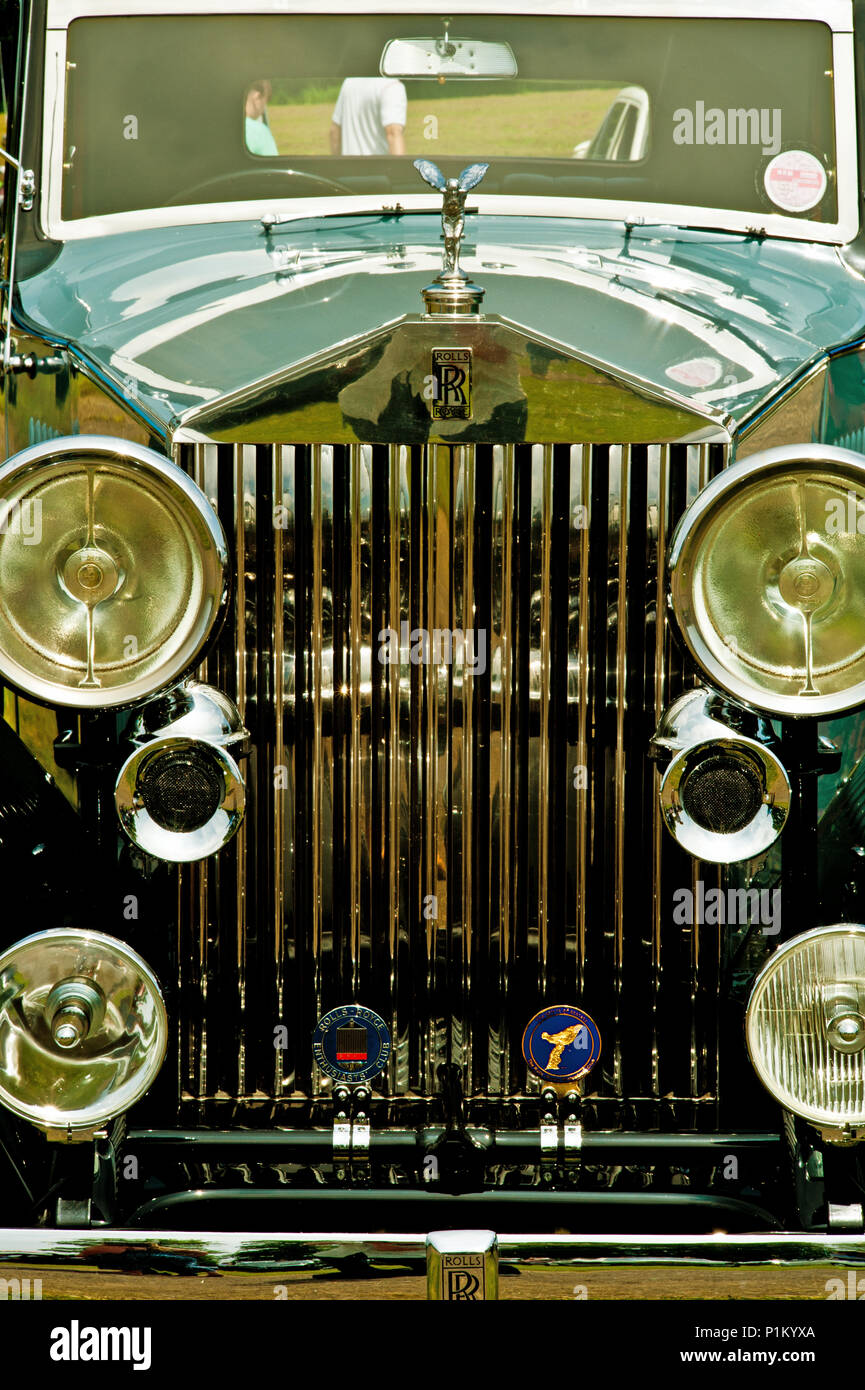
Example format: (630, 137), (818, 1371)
(60, 14), (838, 225)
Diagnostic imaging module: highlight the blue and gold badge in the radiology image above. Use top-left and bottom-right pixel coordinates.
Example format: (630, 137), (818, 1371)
(521, 1005), (602, 1083)
(313, 1005), (391, 1084)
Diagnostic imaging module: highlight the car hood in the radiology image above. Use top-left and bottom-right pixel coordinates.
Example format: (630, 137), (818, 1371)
(18, 213), (865, 442)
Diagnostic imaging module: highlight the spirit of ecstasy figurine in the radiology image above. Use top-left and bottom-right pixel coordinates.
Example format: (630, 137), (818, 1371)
(414, 159), (489, 282)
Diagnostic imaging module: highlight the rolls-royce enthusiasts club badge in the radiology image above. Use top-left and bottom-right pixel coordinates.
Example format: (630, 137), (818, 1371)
(313, 1004), (391, 1084)
(521, 1005), (602, 1082)
(430, 346), (473, 421)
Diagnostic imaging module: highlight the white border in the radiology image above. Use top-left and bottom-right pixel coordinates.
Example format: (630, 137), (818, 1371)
(40, 9), (859, 246)
(45, 1), (857, 24)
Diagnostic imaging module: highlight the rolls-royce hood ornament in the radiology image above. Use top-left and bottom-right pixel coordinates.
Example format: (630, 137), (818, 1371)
(414, 159), (489, 316)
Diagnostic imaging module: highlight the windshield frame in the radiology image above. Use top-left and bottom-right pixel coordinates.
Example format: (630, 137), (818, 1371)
(40, 0), (860, 246)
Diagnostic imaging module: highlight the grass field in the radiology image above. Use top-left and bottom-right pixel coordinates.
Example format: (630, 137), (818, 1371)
(267, 88), (615, 160)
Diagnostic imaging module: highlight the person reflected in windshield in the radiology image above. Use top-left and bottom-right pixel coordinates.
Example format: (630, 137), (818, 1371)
(245, 79), (279, 156)
(329, 77), (407, 156)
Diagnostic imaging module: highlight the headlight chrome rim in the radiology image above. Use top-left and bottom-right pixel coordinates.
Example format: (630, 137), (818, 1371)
(116, 734), (246, 862)
(0, 435), (229, 709)
(746, 923), (865, 1130)
(0, 928), (167, 1137)
(659, 735), (791, 863)
(669, 445), (865, 717)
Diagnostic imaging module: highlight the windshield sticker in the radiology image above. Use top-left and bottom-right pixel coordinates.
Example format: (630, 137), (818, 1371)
(763, 150), (827, 213)
(665, 357), (723, 389)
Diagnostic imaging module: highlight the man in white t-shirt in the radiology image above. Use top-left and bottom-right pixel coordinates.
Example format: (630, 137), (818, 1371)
(329, 77), (407, 156)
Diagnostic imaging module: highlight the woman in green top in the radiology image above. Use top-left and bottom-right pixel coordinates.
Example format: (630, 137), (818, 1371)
(245, 79), (279, 157)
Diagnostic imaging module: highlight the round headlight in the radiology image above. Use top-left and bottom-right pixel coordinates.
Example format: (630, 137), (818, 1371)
(746, 924), (865, 1130)
(0, 929), (167, 1138)
(116, 735), (245, 862)
(0, 436), (228, 707)
(669, 445), (865, 716)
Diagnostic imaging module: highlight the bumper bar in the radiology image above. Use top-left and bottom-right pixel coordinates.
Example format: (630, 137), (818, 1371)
(0, 1228), (864, 1300)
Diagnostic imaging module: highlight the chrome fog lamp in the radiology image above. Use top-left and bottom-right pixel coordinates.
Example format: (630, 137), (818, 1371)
(0, 929), (167, 1140)
(115, 682), (247, 862)
(652, 688), (791, 863)
(669, 445), (865, 717)
(746, 925), (865, 1136)
(0, 436), (228, 707)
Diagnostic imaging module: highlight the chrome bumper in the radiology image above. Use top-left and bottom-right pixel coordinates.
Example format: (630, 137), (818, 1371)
(1, 1229), (864, 1300)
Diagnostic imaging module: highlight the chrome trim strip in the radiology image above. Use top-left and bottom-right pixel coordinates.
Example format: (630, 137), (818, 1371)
(650, 443), (667, 1100)
(457, 443), (474, 1085)
(235, 446), (253, 1096)
(535, 445), (553, 991)
(573, 443), (589, 998)
(613, 444), (628, 1097)
(429, 442), (448, 1091)
(274, 446), (287, 1097)
(391, 445), (409, 1089)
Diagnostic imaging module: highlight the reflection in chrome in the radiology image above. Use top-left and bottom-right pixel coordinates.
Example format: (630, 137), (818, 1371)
(0, 929), (167, 1140)
(669, 444), (865, 718)
(0, 1226), (864, 1288)
(0, 436), (228, 707)
(747, 924), (865, 1138)
(179, 439), (727, 1124)
(652, 687), (792, 864)
(115, 682), (248, 863)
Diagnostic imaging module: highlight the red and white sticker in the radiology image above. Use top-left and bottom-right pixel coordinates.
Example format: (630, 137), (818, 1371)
(665, 356), (723, 389)
(763, 150), (827, 213)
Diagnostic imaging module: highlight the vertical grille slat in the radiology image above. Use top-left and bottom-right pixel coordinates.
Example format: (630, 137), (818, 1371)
(177, 439), (725, 1124)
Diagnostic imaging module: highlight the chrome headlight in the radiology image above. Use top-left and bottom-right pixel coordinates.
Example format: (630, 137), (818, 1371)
(669, 445), (865, 716)
(746, 924), (865, 1135)
(0, 436), (228, 707)
(0, 929), (167, 1140)
(652, 689), (791, 863)
(115, 682), (247, 862)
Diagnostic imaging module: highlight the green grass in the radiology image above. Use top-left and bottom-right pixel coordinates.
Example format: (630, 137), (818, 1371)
(267, 87), (616, 160)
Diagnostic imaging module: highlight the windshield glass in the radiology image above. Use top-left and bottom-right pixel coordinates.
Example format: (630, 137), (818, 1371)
(61, 14), (837, 224)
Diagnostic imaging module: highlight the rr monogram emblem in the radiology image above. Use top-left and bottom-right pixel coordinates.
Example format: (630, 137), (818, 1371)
(431, 347), (472, 421)
(442, 1252), (485, 1300)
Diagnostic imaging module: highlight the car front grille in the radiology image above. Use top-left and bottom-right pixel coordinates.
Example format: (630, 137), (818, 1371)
(175, 440), (727, 1127)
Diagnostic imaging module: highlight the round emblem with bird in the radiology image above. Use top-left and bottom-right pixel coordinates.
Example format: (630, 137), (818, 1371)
(521, 1005), (602, 1082)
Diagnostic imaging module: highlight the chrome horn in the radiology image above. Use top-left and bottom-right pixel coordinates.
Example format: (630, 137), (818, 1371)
(650, 688), (792, 864)
(115, 681), (248, 863)
(0, 929), (167, 1141)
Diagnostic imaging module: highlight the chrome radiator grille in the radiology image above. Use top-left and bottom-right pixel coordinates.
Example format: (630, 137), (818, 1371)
(176, 441), (726, 1124)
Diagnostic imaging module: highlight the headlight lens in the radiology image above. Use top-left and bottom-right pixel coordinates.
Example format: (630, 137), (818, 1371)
(0, 929), (167, 1138)
(746, 924), (865, 1130)
(0, 436), (228, 707)
(669, 445), (865, 716)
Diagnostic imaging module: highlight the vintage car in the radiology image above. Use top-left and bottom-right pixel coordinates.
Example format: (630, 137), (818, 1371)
(0, 0), (864, 1302)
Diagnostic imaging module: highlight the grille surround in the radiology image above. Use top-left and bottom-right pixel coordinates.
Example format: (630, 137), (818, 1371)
(176, 440), (727, 1126)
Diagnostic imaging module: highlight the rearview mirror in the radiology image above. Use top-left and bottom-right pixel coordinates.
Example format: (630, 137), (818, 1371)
(381, 35), (517, 80)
